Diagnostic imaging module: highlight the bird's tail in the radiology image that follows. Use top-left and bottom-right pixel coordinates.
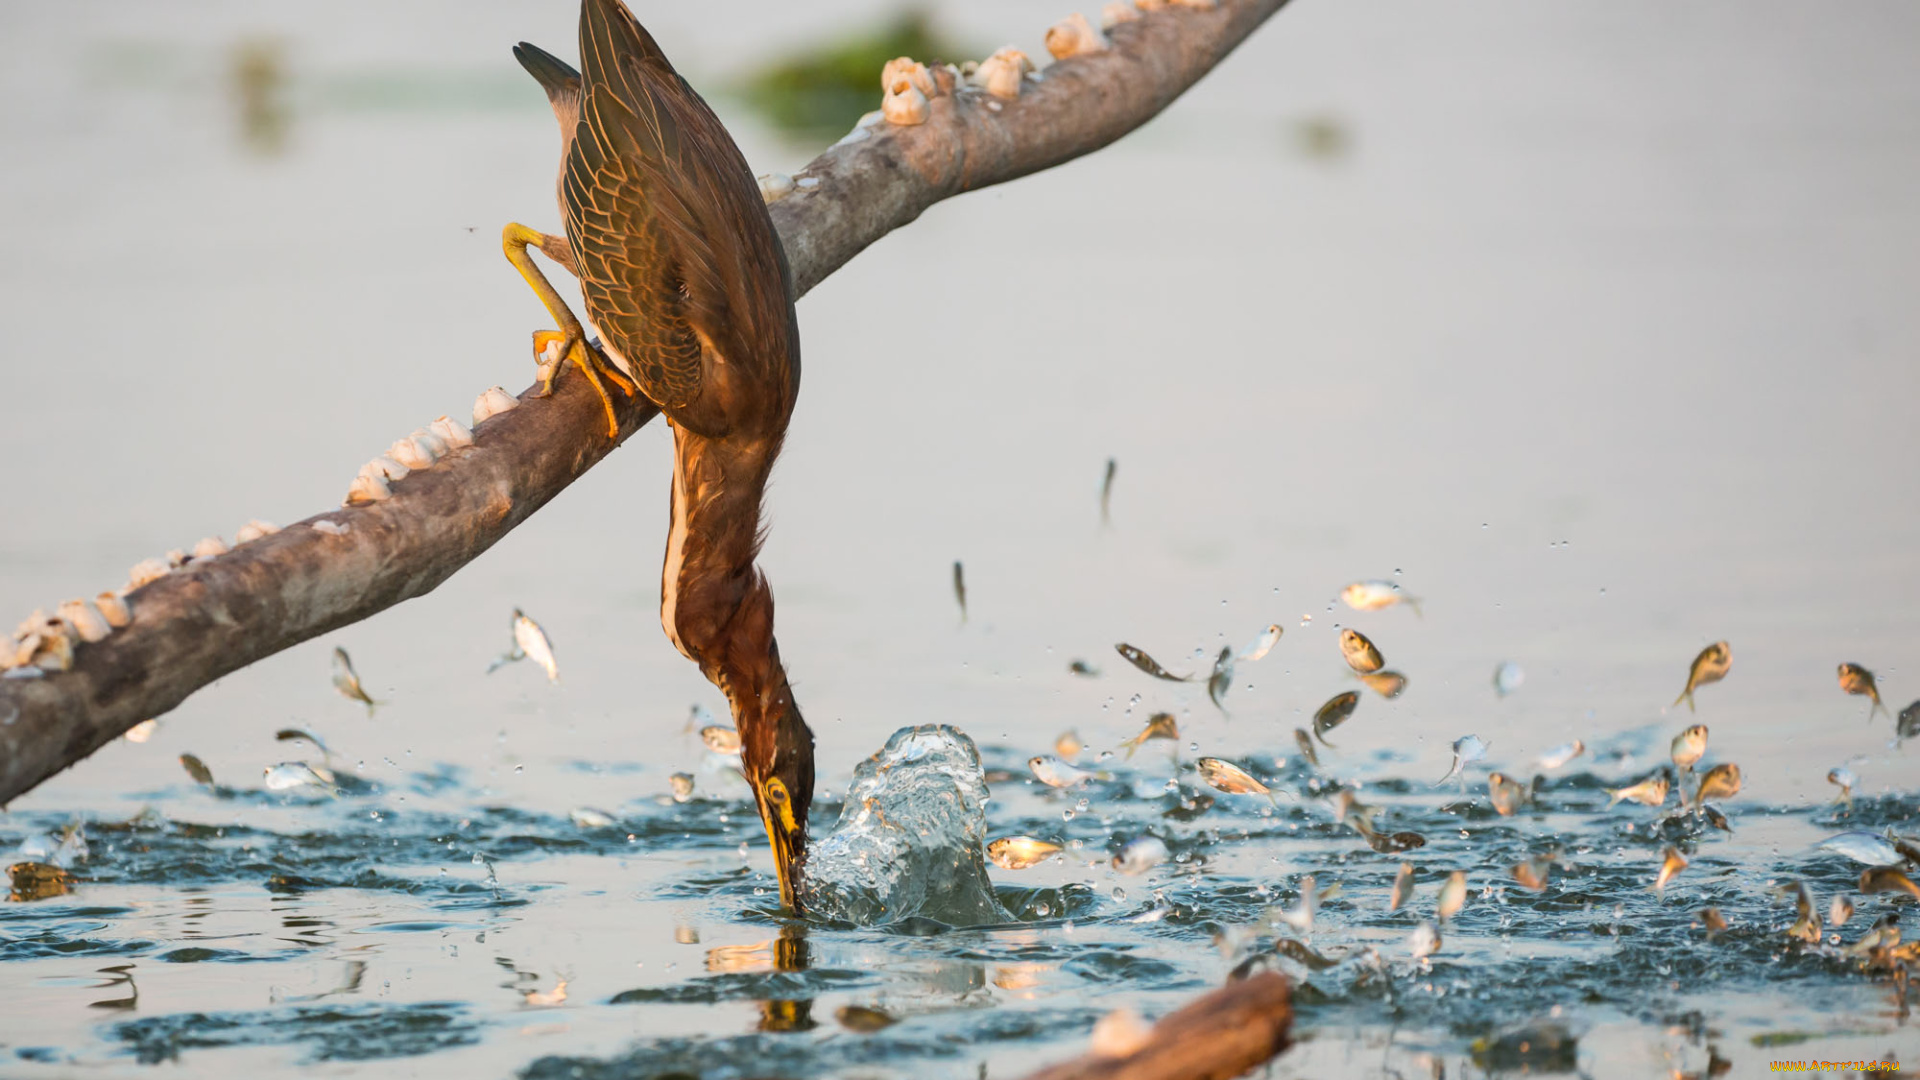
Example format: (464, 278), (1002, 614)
(512, 42), (580, 101)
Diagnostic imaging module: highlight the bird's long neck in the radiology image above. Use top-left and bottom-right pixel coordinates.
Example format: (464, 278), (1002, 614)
(660, 423), (788, 712)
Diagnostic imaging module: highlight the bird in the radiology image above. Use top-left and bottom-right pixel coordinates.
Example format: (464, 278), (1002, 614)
(504, 0), (815, 912)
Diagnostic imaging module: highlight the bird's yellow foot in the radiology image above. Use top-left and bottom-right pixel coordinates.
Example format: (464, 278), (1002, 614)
(531, 329), (635, 440)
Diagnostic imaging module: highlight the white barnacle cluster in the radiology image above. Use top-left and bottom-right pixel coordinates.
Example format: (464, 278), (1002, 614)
(1046, 13), (1109, 59)
(968, 46), (1034, 100)
(880, 56), (940, 126)
(1107, 0), (1214, 25)
(0, 519), (282, 677)
(344, 413), (477, 507)
(757, 172), (796, 204)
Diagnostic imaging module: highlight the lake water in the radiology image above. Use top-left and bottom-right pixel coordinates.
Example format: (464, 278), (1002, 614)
(2, 1), (1918, 1075)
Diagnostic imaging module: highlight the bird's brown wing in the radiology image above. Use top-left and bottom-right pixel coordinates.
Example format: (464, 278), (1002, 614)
(565, 0), (776, 412)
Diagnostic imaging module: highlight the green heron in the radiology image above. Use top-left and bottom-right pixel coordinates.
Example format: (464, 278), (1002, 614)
(504, 0), (815, 911)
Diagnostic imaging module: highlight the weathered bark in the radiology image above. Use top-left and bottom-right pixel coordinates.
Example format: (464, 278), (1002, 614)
(1018, 973), (1293, 1080)
(0, 0), (1290, 805)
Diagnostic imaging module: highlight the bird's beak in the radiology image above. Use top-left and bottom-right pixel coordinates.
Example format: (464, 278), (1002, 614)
(759, 801), (806, 913)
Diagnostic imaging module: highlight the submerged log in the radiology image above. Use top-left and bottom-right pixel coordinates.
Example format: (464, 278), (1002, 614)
(1019, 973), (1293, 1080)
(0, 0), (1292, 805)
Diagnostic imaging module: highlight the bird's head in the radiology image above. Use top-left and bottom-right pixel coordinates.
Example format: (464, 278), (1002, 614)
(740, 688), (815, 914)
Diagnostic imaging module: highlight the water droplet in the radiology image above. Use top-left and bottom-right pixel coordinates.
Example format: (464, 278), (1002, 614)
(513, 765), (524, 775)
(1112, 887), (1128, 901)
(1062, 808), (1076, 821)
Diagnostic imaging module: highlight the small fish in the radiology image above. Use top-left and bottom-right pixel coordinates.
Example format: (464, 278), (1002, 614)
(1293, 728), (1319, 768)
(1653, 846), (1689, 893)
(1606, 773), (1669, 809)
(1113, 642), (1190, 682)
(1492, 661), (1524, 697)
(1670, 724), (1708, 771)
(1437, 870), (1467, 922)
(1237, 624), (1283, 662)
(1112, 835), (1170, 876)
(1195, 757), (1274, 803)
(1363, 828), (1427, 854)
(124, 719), (158, 743)
(1407, 921), (1441, 962)
(1819, 831), (1902, 866)
(1339, 628), (1384, 674)
(1829, 767), (1857, 810)
(988, 836), (1063, 870)
(1693, 762), (1741, 804)
(569, 807), (616, 829)
(1838, 662), (1890, 721)
(1536, 740), (1585, 771)
(1899, 699), (1920, 744)
(486, 609), (559, 682)
(1068, 660), (1099, 677)
(1330, 790), (1383, 835)
(1777, 880), (1821, 943)
(836, 1004), (897, 1033)
(1270, 874), (1318, 933)
(1434, 735), (1489, 789)
(1030, 755), (1098, 788)
(700, 726), (742, 755)
(1055, 729), (1085, 757)
(1829, 894), (1855, 929)
(1673, 641), (1731, 712)
(263, 761), (337, 794)
(1341, 580), (1421, 617)
(331, 646), (380, 712)
(1313, 691), (1359, 746)
(1099, 457), (1116, 525)
(1696, 906), (1729, 938)
(1118, 713), (1178, 758)
(1487, 772), (1530, 817)
(1701, 804), (1733, 833)
(669, 772), (696, 802)
(1271, 938), (1341, 972)
(275, 728), (334, 762)
(1206, 646), (1234, 713)
(1388, 862), (1415, 912)
(1511, 856), (1553, 892)
(952, 560), (967, 623)
(1358, 670), (1408, 699)
(179, 753), (215, 787)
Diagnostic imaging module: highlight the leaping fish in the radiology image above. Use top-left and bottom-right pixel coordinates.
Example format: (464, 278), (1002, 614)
(1672, 641), (1731, 712)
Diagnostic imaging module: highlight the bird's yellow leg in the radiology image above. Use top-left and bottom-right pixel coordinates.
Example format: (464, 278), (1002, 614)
(502, 223), (635, 437)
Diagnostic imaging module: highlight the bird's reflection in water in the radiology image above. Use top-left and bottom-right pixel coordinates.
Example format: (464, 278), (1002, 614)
(760, 927), (813, 1033)
(88, 964), (138, 1011)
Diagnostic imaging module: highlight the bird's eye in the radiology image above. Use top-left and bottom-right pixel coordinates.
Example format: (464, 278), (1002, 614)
(764, 778), (788, 805)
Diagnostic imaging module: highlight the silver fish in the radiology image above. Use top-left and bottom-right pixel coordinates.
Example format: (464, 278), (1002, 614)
(1606, 773), (1669, 808)
(486, 609), (559, 682)
(700, 726), (742, 755)
(1112, 835), (1169, 876)
(1358, 670), (1408, 699)
(1195, 757), (1274, 803)
(1693, 762), (1741, 804)
(1293, 728), (1319, 768)
(1341, 580), (1421, 617)
(1673, 641), (1731, 712)
(1899, 699), (1920, 743)
(1099, 457), (1117, 526)
(1829, 894), (1854, 929)
(1237, 623), (1283, 662)
(1388, 862), (1415, 912)
(1492, 661), (1524, 697)
(1818, 830), (1901, 866)
(953, 560), (967, 623)
(1118, 713), (1178, 758)
(1653, 846), (1688, 893)
(331, 647), (379, 713)
(1838, 662), (1889, 721)
(1030, 755), (1097, 788)
(1270, 874), (1319, 933)
(1407, 920), (1440, 962)
(1670, 724), (1708, 771)
(988, 836), (1063, 870)
(1536, 740), (1585, 771)
(1777, 880), (1820, 943)
(1829, 767), (1857, 810)
(1339, 629), (1384, 674)
(1487, 771), (1530, 817)
(179, 753), (215, 787)
(569, 807), (617, 829)
(275, 728), (334, 762)
(1207, 646), (1234, 713)
(669, 772), (696, 802)
(1113, 643), (1190, 682)
(1313, 691), (1359, 746)
(263, 761), (337, 794)
(1434, 734), (1488, 788)
(1437, 870), (1468, 922)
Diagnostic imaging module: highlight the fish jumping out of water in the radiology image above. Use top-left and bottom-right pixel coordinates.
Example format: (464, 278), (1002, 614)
(1838, 662), (1890, 721)
(1672, 641), (1731, 712)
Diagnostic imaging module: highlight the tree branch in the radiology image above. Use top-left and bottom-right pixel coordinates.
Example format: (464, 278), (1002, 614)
(1017, 973), (1293, 1080)
(0, 0), (1289, 806)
